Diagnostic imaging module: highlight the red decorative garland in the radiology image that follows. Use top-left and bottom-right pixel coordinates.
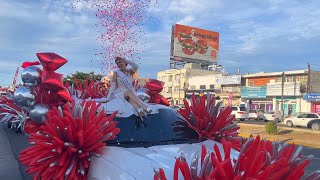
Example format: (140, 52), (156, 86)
(19, 101), (119, 180)
(178, 94), (242, 151)
(155, 135), (315, 180)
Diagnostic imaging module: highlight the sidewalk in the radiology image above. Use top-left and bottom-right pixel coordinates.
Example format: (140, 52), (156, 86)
(0, 125), (24, 179)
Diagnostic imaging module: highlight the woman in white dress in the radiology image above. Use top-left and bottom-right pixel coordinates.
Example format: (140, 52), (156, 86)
(106, 57), (152, 119)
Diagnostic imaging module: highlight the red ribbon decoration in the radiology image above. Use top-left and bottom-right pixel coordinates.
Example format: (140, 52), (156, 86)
(21, 53), (72, 105)
(145, 79), (170, 106)
(37, 53), (72, 103)
(21, 61), (41, 68)
(36, 52), (68, 72)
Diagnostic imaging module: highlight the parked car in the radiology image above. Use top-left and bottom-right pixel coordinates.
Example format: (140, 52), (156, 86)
(88, 109), (239, 179)
(248, 109), (266, 120)
(264, 110), (283, 122)
(284, 112), (320, 130)
(231, 106), (249, 121)
(170, 104), (185, 111)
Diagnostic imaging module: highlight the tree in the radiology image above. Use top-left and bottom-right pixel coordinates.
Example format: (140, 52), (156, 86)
(63, 71), (103, 85)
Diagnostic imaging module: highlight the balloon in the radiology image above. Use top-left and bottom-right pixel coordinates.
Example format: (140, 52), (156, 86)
(23, 119), (42, 135)
(13, 86), (36, 108)
(21, 65), (42, 86)
(136, 88), (150, 103)
(29, 104), (50, 124)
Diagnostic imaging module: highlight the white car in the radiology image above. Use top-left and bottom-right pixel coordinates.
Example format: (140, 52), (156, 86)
(231, 106), (249, 121)
(264, 110), (283, 122)
(248, 109), (266, 120)
(88, 109), (239, 179)
(284, 112), (320, 130)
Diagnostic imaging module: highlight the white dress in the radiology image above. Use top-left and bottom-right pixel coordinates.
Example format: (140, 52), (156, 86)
(96, 72), (169, 118)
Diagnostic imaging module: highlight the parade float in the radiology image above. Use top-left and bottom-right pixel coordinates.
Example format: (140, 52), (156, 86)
(0, 52), (319, 180)
(0, 0), (319, 179)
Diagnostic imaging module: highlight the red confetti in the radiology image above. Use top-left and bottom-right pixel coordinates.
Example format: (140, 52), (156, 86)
(73, 0), (158, 72)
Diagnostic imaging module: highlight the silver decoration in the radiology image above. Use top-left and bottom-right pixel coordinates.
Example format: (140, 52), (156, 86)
(29, 104), (50, 124)
(13, 86), (36, 108)
(136, 87), (150, 102)
(0, 103), (29, 130)
(21, 65), (42, 86)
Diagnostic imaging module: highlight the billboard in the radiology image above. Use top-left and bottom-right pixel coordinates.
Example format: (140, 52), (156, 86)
(171, 24), (219, 63)
(241, 86), (267, 98)
(215, 75), (241, 85)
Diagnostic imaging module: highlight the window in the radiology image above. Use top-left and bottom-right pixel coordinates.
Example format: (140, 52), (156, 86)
(190, 85), (196, 90)
(168, 87), (172, 93)
(200, 85), (206, 89)
(175, 74), (181, 81)
(209, 84), (214, 89)
(306, 114), (317, 118)
(168, 75), (173, 82)
(297, 114), (306, 118)
(174, 86), (180, 92)
(162, 76), (166, 81)
(249, 81), (254, 86)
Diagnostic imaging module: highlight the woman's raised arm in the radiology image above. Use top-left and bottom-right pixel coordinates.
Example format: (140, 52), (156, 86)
(125, 59), (138, 74)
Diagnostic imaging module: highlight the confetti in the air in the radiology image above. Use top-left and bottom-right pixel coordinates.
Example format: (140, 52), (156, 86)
(73, 0), (158, 72)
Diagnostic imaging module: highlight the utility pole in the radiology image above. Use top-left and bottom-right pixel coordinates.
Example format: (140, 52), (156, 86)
(281, 72), (285, 121)
(307, 63), (311, 93)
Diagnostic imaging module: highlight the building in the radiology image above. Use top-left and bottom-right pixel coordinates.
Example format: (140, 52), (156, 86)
(241, 70), (320, 114)
(186, 74), (242, 106)
(157, 63), (221, 105)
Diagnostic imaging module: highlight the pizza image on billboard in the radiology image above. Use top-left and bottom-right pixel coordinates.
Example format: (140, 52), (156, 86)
(172, 24), (219, 63)
(195, 40), (208, 55)
(181, 39), (196, 55)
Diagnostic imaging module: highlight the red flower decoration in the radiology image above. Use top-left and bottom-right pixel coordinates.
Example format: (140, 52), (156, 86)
(178, 94), (242, 151)
(19, 101), (120, 180)
(36, 52), (68, 72)
(155, 135), (316, 180)
(68, 78), (107, 99)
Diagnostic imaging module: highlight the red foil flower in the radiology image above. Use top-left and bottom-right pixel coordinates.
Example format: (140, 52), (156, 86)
(178, 94), (242, 151)
(155, 136), (316, 180)
(19, 101), (120, 180)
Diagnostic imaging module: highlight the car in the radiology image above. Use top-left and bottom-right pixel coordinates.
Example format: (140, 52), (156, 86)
(88, 108), (239, 179)
(264, 110), (283, 122)
(284, 112), (320, 130)
(231, 106), (249, 121)
(170, 104), (185, 111)
(248, 109), (266, 120)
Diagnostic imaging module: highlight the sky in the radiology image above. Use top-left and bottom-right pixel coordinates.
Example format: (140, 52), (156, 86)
(1, 0), (320, 86)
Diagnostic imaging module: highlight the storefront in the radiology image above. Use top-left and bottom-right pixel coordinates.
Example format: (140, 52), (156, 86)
(241, 86), (273, 112)
(275, 96), (297, 115)
(303, 93), (320, 113)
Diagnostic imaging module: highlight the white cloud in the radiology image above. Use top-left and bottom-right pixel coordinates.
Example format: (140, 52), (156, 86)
(1, 0), (320, 85)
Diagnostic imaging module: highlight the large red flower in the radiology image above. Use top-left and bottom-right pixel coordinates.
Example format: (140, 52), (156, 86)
(19, 101), (119, 180)
(155, 135), (316, 180)
(178, 94), (242, 151)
